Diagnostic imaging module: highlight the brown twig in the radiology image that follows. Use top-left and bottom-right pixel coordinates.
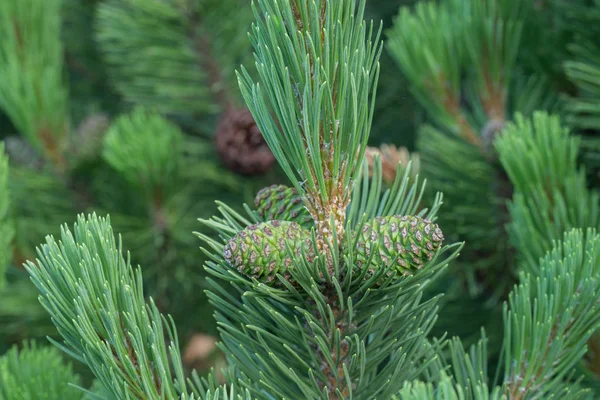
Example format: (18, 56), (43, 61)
(433, 73), (482, 149)
(481, 69), (506, 122)
(38, 124), (68, 173)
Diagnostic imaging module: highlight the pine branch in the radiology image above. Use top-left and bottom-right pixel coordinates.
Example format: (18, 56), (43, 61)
(0, 0), (70, 172)
(237, 0), (383, 251)
(8, 166), (75, 265)
(195, 4), (468, 398)
(102, 108), (184, 199)
(387, 0), (541, 158)
(502, 229), (600, 400)
(96, 0), (254, 122)
(385, 0), (566, 319)
(198, 157), (463, 399)
(0, 341), (83, 400)
(24, 213), (194, 400)
(496, 112), (600, 275)
(565, 37), (600, 130)
(396, 334), (507, 400)
(386, 1), (480, 147)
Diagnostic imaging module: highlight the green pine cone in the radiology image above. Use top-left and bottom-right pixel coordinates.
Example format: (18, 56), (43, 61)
(353, 215), (444, 277)
(254, 185), (313, 228)
(223, 220), (314, 282)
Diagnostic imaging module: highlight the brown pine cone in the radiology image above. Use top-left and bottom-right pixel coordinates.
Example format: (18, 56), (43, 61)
(214, 107), (275, 175)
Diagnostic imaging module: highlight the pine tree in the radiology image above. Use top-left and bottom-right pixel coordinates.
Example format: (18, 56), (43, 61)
(3, 0), (600, 398)
(0, 0), (281, 350)
(384, 0), (600, 357)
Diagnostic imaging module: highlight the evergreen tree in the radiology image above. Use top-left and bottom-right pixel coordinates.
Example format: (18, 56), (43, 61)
(385, 0), (600, 359)
(0, 0), (277, 374)
(2, 0), (600, 399)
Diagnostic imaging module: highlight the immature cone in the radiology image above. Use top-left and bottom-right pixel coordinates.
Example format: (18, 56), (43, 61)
(223, 220), (314, 282)
(254, 185), (313, 228)
(353, 215), (444, 277)
(214, 107), (275, 175)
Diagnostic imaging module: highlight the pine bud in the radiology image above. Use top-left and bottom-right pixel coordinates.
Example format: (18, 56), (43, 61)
(254, 185), (313, 229)
(353, 215), (444, 277)
(223, 221), (314, 282)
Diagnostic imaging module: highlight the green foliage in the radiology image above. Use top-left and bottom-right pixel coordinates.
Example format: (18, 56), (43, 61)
(564, 2), (600, 130)
(384, 1), (569, 354)
(8, 166), (75, 263)
(25, 214), (192, 400)
(502, 229), (600, 399)
(397, 335), (505, 400)
(22, 212), (261, 400)
(93, 108), (250, 336)
(0, 0), (277, 395)
(497, 112), (600, 274)
(0, 0), (69, 168)
(384, 0), (549, 300)
(0, 341), (82, 400)
(237, 0), (383, 210)
(103, 107), (184, 195)
(5, 0), (600, 398)
(0, 144), (13, 289)
(197, 154), (463, 398)
(96, 0), (254, 125)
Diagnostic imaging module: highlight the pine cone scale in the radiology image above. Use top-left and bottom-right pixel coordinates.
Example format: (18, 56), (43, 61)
(352, 215), (444, 277)
(223, 220), (314, 282)
(254, 185), (313, 229)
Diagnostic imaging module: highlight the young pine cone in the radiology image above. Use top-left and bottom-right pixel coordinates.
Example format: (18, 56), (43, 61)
(214, 107), (275, 175)
(352, 215), (444, 278)
(254, 185), (313, 229)
(223, 220), (315, 283)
